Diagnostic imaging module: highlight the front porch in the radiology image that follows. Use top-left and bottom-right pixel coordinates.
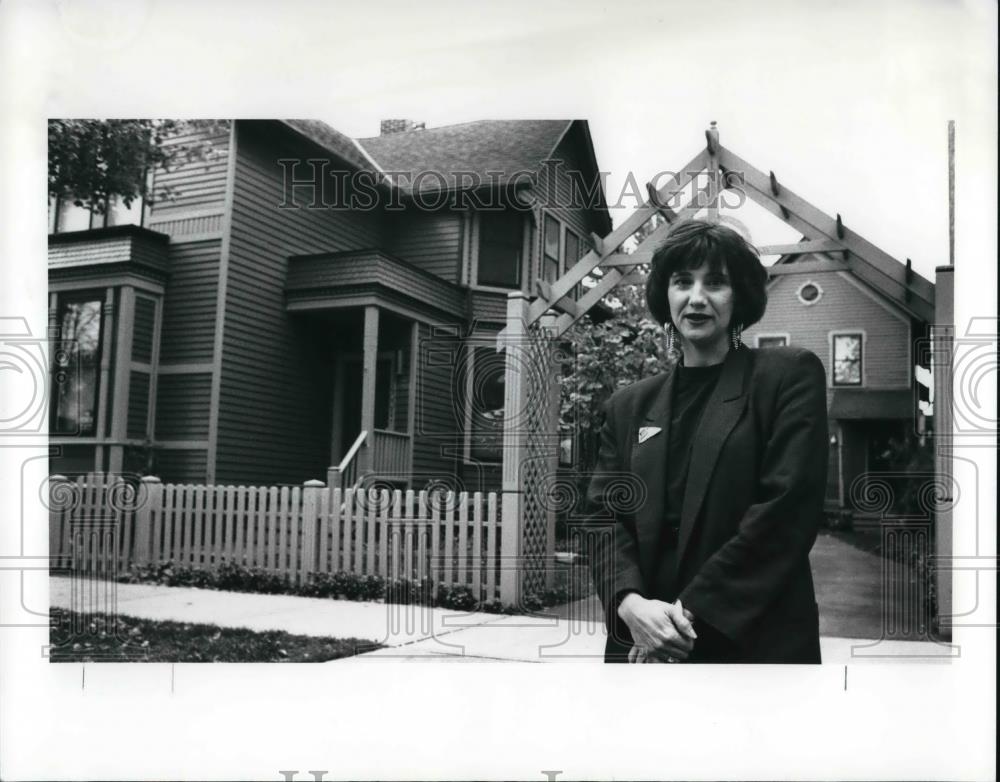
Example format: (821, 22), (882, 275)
(286, 248), (468, 491)
(289, 306), (415, 490)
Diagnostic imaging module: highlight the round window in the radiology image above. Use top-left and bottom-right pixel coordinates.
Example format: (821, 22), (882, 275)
(797, 281), (822, 305)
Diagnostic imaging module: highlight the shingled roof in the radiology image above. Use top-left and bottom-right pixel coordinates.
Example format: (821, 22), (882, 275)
(357, 119), (574, 192)
(282, 119), (380, 176)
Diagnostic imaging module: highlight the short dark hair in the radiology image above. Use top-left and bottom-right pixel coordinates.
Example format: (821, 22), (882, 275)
(644, 219), (768, 328)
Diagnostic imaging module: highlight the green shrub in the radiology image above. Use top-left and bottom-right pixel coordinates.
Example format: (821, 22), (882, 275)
(385, 576), (435, 605)
(436, 584), (478, 611)
(117, 560), (589, 615)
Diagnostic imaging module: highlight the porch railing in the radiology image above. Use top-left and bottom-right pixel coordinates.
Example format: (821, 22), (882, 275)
(371, 429), (410, 479)
(327, 429), (368, 491)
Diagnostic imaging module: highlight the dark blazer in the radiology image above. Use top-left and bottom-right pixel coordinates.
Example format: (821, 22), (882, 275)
(585, 344), (829, 663)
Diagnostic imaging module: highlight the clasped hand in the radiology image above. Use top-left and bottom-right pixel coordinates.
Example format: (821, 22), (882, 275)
(618, 594), (697, 662)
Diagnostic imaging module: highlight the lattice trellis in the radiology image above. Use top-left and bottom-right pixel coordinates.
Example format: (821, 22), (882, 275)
(497, 301), (563, 603)
(515, 319), (562, 595)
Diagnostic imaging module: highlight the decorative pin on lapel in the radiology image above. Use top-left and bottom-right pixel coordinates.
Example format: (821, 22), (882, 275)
(637, 426), (662, 444)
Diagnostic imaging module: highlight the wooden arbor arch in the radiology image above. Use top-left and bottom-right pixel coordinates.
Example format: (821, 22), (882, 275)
(494, 122), (938, 607)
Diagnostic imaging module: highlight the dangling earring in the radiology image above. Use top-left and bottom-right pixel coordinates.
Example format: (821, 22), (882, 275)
(730, 323), (743, 350)
(665, 323), (681, 363)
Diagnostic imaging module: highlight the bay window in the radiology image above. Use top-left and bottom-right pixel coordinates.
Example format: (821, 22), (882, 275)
(52, 294), (105, 436)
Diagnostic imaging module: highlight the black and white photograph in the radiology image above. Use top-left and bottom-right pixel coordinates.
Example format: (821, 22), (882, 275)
(1, 0), (996, 780)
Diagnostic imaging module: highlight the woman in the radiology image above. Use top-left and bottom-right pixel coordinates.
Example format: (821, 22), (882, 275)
(586, 219), (828, 664)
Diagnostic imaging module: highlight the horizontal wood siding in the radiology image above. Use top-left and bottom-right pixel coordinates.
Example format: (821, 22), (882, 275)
(148, 212), (223, 239)
(386, 209), (464, 282)
(149, 125), (231, 218)
(744, 269), (912, 409)
(49, 236), (132, 267)
(155, 450), (209, 483)
(411, 321), (461, 489)
(529, 125), (604, 287)
(155, 373), (212, 439)
(158, 239), (220, 363)
(215, 121), (385, 484)
(130, 231), (172, 269)
(132, 296), (156, 362)
(127, 371), (151, 439)
(469, 290), (507, 325)
(48, 231), (169, 274)
(545, 137), (598, 239)
(286, 250), (467, 318)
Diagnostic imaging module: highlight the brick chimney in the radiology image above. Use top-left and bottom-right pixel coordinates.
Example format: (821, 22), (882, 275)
(380, 119), (425, 135)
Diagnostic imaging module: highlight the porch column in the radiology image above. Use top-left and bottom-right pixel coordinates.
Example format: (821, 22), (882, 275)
(406, 319), (419, 477)
(499, 293), (530, 604)
(108, 285), (136, 475)
(358, 305), (380, 476)
(538, 311), (561, 591)
(94, 287), (115, 474)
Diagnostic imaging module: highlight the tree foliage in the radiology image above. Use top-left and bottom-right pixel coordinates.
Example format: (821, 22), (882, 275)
(48, 119), (229, 213)
(559, 215), (668, 475)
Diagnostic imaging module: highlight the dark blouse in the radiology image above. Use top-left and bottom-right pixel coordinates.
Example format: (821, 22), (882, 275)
(663, 362), (725, 547)
(616, 362), (724, 606)
(641, 361), (724, 605)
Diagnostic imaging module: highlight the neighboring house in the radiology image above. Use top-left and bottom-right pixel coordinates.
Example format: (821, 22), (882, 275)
(48, 118), (612, 493)
(743, 247), (933, 518)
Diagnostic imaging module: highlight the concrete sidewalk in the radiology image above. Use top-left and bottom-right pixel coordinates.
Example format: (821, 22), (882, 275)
(49, 576), (952, 663)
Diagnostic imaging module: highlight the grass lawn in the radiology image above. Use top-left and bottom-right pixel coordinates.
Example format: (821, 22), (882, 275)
(50, 608), (382, 662)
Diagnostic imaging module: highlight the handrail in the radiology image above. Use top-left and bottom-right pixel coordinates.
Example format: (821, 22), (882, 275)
(338, 429), (368, 471)
(371, 428), (408, 437)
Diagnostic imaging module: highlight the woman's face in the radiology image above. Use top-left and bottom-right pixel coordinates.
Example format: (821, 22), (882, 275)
(667, 262), (735, 352)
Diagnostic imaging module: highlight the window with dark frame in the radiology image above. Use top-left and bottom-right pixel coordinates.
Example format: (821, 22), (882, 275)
(832, 333), (863, 386)
(468, 345), (505, 463)
(477, 210), (523, 288)
(564, 231), (580, 268)
(543, 214), (561, 284)
(52, 294), (105, 436)
(564, 230), (581, 299)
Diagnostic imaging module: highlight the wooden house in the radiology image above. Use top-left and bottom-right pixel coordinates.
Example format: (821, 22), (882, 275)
(743, 247), (933, 519)
(47, 118), (612, 493)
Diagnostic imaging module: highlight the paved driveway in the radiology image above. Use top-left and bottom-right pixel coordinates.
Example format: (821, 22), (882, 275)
(811, 531), (904, 639)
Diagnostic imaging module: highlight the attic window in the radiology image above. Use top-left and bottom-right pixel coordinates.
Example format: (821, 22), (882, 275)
(797, 281), (823, 305)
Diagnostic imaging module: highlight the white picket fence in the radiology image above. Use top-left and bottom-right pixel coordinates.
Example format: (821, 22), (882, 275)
(49, 474), (503, 601)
